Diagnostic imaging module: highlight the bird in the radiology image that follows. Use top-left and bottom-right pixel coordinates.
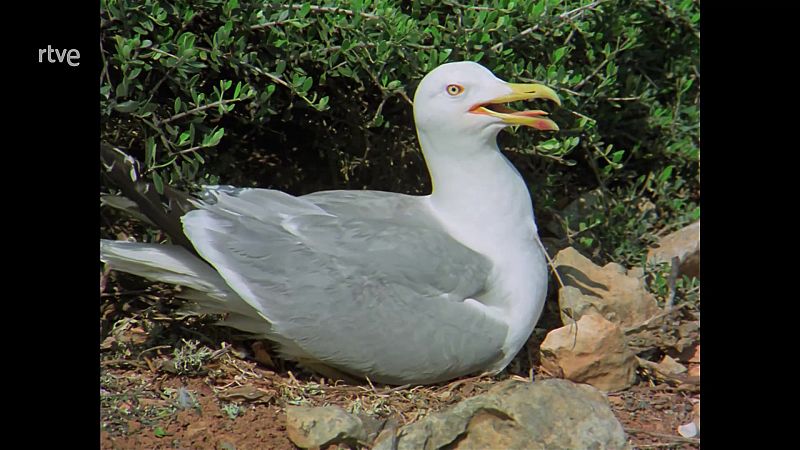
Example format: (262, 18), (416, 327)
(100, 61), (561, 385)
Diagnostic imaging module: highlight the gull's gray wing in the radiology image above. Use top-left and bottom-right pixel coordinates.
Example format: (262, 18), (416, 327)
(182, 187), (508, 384)
(302, 190), (444, 229)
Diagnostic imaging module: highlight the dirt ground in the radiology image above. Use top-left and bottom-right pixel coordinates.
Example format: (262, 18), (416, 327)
(100, 276), (700, 450)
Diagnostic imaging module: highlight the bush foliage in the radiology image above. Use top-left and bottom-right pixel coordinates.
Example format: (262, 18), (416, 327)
(100, 0), (699, 265)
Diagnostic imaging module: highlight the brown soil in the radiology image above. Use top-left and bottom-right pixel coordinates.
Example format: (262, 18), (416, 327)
(100, 277), (700, 450)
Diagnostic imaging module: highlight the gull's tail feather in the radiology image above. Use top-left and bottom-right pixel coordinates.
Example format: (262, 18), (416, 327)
(100, 240), (314, 358)
(100, 240), (262, 321)
(100, 142), (196, 253)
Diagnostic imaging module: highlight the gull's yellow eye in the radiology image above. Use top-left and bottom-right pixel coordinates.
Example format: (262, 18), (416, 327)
(446, 84), (464, 96)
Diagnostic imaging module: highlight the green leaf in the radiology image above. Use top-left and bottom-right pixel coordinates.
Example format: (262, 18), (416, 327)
(275, 59), (286, 75)
(204, 128), (225, 147)
(553, 47), (567, 64)
(659, 165), (674, 182)
(539, 138), (560, 151)
(301, 76), (313, 92)
(174, 97), (182, 114)
(114, 100), (139, 113)
(297, 2), (311, 18)
(145, 136), (156, 167)
(179, 131), (191, 145)
(152, 172), (164, 195)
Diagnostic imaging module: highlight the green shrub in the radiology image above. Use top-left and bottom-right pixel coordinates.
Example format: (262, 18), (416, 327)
(100, 0), (699, 266)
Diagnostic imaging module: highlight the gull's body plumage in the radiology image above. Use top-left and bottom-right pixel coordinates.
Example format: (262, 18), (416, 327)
(101, 61), (557, 384)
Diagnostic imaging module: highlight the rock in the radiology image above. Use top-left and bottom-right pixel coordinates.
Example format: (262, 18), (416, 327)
(373, 379), (628, 450)
(648, 221), (700, 279)
(554, 247), (660, 328)
(686, 344), (700, 379)
(539, 312), (638, 392)
(678, 400), (700, 438)
(655, 355), (687, 376)
(688, 344), (700, 363)
(285, 405), (368, 449)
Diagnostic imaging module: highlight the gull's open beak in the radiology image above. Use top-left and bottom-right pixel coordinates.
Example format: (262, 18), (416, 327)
(470, 83), (561, 131)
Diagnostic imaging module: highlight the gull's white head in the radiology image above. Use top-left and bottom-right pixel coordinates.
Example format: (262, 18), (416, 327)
(413, 61), (561, 140)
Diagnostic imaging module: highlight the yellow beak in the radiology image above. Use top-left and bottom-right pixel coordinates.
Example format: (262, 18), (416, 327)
(470, 83), (561, 131)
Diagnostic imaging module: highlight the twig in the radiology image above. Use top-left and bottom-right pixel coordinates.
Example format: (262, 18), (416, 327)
(536, 236), (564, 288)
(637, 443), (692, 448)
(137, 345), (172, 360)
(490, 25), (540, 52)
(251, 3), (381, 30)
(625, 427), (700, 445)
(101, 359), (148, 368)
(298, 42), (376, 60)
(490, 0), (606, 52)
(290, 4), (380, 20)
(584, 145), (608, 192)
(175, 144), (205, 156)
(397, 90), (413, 106)
(624, 303), (687, 335)
(100, 289), (152, 298)
(443, 1), (511, 13)
(364, 375), (380, 396)
(158, 97), (245, 125)
(250, 19), (295, 30)
(605, 96), (641, 101)
(559, 0), (606, 21)
(665, 256), (680, 310)
(99, 39), (112, 87)
(573, 36), (632, 91)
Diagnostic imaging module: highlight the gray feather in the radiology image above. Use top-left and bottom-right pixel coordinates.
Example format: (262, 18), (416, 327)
(181, 188), (506, 384)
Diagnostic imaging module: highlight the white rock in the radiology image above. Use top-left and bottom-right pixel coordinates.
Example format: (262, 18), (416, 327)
(678, 400), (700, 437)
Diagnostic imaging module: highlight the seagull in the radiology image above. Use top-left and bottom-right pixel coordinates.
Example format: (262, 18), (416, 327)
(101, 61), (561, 385)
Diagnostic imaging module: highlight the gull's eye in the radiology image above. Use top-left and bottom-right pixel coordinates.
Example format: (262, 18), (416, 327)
(446, 84), (464, 96)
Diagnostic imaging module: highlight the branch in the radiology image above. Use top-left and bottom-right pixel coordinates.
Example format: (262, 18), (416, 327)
(573, 35), (633, 91)
(293, 4), (380, 20)
(559, 0), (606, 21)
(158, 97), (247, 125)
(251, 4), (381, 30)
(490, 0), (606, 52)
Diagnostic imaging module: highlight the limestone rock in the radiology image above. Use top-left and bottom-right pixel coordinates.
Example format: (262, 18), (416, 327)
(539, 312), (638, 392)
(373, 379), (628, 450)
(648, 221), (700, 279)
(678, 400), (700, 438)
(285, 405), (367, 449)
(656, 355), (687, 376)
(687, 344), (700, 378)
(554, 247), (660, 328)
